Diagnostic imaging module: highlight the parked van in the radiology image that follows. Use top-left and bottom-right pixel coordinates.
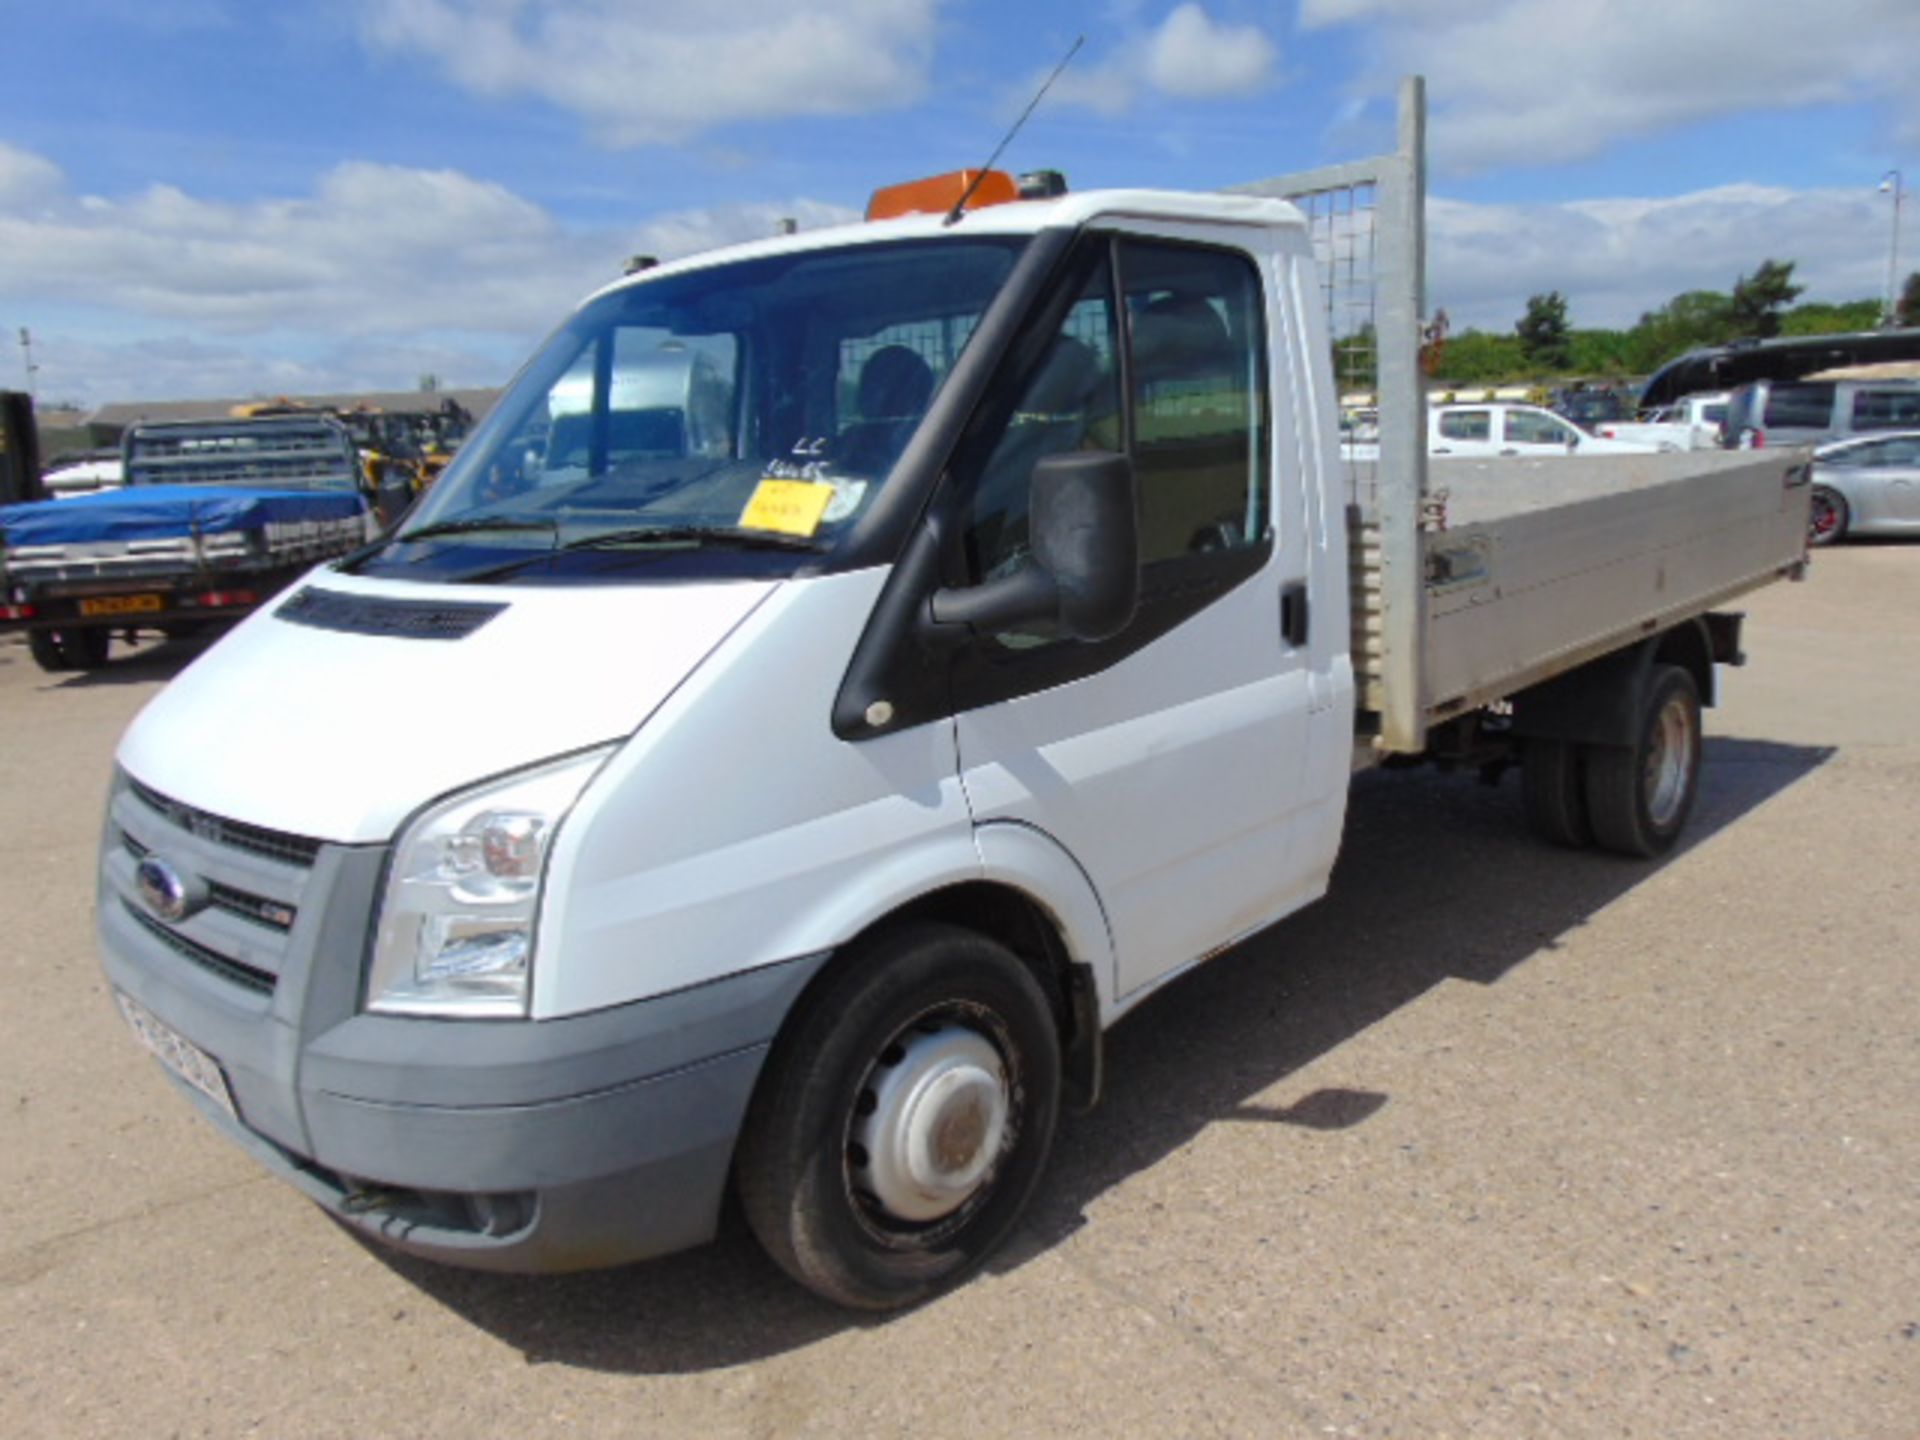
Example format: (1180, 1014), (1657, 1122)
(1720, 378), (1920, 449)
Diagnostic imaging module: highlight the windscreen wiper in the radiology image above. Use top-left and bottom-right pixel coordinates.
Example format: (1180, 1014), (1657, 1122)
(397, 515), (561, 543)
(447, 523), (824, 583)
(559, 524), (824, 553)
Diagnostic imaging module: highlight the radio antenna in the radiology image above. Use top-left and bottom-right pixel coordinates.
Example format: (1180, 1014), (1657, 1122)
(945, 35), (1084, 226)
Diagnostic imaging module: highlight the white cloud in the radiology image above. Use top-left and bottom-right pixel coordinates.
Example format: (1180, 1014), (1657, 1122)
(1046, 4), (1280, 115)
(359, 0), (939, 146)
(0, 142), (64, 208)
(0, 144), (857, 405)
(1426, 184), (1898, 330)
(4, 128), (1895, 409)
(1145, 5), (1276, 99)
(1300, 0), (1920, 171)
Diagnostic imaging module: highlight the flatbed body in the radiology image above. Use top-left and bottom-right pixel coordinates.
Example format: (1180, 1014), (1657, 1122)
(1349, 449), (1810, 766)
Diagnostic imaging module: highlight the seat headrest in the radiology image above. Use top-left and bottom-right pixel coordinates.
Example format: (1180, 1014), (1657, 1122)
(1025, 335), (1104, 414)
(856, 345), (935, 420)
(1132, 295), (1232, 381)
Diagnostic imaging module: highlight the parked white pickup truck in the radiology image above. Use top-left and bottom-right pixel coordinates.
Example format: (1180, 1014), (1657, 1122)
(1599, 392), (1730, 451)
(1430, 402), (1657, 457)
(1345, 401), (1658, 461)
(96, 82), (1811, 1310)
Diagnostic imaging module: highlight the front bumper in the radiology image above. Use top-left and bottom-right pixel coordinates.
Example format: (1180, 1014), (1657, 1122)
(98, 771), (827, 1272)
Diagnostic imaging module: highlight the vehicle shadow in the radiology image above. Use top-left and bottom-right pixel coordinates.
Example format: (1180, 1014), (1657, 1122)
(31, 631), (223, 687)
(369, 734), (1833, 1372)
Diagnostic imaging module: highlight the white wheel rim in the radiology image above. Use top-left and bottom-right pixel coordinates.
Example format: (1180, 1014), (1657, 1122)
(851, 1023), (1010, 1224)
(1644, 691), (1696, 829)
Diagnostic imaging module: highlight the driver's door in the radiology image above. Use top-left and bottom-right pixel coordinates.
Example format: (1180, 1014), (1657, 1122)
(950, 226), (1341, 999)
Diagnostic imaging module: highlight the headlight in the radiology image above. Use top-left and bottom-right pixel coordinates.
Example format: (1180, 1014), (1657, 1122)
(367, 747), (613, 1018)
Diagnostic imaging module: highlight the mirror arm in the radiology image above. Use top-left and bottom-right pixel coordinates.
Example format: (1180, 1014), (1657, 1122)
(925, 565), (1058, 637)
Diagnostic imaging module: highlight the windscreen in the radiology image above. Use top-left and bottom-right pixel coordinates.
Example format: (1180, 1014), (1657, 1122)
(372, 236), (1026, 583)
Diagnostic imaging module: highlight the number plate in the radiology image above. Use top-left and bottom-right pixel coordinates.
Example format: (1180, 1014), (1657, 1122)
(116, 992), (237, 1120)
(79, 593), (165, 617)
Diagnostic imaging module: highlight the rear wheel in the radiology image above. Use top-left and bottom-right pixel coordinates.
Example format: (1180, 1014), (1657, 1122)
(736, 922), (1062, 1310)
(66, 627), (110, 669)
(1584, 665), (1701, 858)
(26, 630), (73, 673)
(26, 627), (107, 672)
(1808, 486), (1849, 546)
(1522, 737), (1591, 848)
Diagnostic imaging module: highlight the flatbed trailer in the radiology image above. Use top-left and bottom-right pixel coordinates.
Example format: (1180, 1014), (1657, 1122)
(0, 416), (372, 671)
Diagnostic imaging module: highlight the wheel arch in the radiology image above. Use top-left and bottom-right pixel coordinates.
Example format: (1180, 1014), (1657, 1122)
(1511, 616), (1719, 747)
(750, 824), (1115, 1116)
(1650, 617), (1716, 710)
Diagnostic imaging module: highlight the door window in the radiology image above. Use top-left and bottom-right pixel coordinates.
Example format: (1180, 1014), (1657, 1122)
(960, 237), (1268, 590)
(1123, 241), (1269, 565)
(1437, 410), (1491, 442)
(1762, 384), (1835, 430)
(1503, 408), (1575, 446)
(1850, 388), (1920, 431)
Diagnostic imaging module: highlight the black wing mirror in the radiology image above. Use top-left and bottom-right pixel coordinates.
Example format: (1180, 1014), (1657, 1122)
(929, 450), (1139, 642)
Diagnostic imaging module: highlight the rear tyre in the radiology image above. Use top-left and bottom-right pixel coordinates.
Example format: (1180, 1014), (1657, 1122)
(26, 630), (73, 673)
(736, 922), (1062, 1310)
(66, 627), (110, 669)
(1521, 737), (1591, 848)
(1808, 486), (1849, 546)
(1584, 665), (1701, 858)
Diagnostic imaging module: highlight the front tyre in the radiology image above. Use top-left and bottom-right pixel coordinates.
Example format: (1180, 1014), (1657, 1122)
(736, 922), (1062, 1310)
(1584, 664), (1702, 858)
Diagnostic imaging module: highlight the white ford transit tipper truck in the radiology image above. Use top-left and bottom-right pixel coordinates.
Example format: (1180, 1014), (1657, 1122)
(98, 84), (1812, 1309)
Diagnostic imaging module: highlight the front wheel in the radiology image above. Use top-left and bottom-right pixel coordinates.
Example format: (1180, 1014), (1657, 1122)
(1808, 485), (1849, 546)
(736, 922), (1062, 1310)
(1584, 664), (1702, 858)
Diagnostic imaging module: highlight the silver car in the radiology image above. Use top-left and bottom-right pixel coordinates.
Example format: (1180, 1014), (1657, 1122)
(1808, 431), (1920, 545)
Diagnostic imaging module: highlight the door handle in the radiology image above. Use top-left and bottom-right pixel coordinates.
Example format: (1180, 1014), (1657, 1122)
(1280, 581), (1309, 647)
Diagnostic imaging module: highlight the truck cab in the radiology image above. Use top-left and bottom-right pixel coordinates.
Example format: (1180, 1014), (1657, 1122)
(99, 186), (1358, 1307)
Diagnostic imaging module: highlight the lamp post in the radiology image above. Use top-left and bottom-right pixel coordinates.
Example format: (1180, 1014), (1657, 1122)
(17, 327), (37, 402)
(1882, 170), (1905, 328)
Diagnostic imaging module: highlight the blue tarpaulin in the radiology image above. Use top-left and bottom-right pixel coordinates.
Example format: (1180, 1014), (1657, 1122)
(1, 485), (366, 547)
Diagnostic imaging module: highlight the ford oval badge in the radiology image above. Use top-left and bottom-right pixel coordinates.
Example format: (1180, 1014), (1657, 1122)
(135, 856), (195, 923)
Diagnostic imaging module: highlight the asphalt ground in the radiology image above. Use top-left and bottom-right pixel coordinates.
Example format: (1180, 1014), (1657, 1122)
(1, 547), (1915, 1439)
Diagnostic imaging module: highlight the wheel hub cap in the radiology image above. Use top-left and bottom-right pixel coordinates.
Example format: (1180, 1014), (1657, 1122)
(853, 1025), (1009, 1223)
(1645, 693), (1696, 828)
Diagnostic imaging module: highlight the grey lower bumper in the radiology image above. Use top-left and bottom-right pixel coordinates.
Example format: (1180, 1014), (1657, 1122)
(98, 798), (828, 1272)
(200, 1034), (777, 1273)
(99, 771), (831, 1271)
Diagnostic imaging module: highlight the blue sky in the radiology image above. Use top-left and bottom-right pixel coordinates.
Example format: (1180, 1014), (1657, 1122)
(3, 0), (1916, 407)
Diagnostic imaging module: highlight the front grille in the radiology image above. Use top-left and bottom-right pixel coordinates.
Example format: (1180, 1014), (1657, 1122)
(109, 774), (335, 1000)
(207, 882), (296, 932)
(126, 824), (297, 930)
(123, 901), (277, 996)
(126, 777), (321, 869)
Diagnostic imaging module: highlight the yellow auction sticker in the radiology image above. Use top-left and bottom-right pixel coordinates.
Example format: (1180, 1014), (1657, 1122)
(739, 478), (836, 537)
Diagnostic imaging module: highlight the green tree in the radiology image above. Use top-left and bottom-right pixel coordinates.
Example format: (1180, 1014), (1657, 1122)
(1622, 290), (1736, 373)
(1728, 259), (1804, 338)
(1897, 271), (1920, 328)
(1435, 328), (1525, 385)
(1779, 299), (1882, 336)
(1516, 291), (1573, 371)
(1331, 321), (1377, 393)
